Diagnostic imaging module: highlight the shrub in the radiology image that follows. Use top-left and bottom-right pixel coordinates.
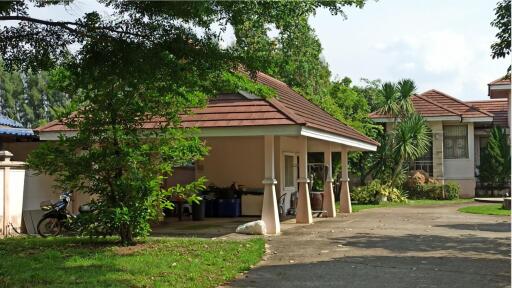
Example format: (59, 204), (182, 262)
(443, 183), (460, 200)
(407, 183), (460, 200)
(382, 186), (408, 203)
(352, 180), (381, 204)
(352, 180), (408, 204)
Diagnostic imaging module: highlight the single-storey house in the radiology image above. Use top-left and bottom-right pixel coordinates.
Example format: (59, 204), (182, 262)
(370, 76), (510, 198)
(6, 72), (378, 235)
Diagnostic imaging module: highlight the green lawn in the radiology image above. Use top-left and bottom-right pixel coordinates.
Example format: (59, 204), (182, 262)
(0, 236), (264, 288)
(458, 204), (511, 216)
(336, 199), (474, 212)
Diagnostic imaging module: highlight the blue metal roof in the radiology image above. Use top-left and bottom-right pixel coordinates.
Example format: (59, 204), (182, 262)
(0, 115), (35, 137)
(0, 128), (34, 137)
(0, 115), (24, 128)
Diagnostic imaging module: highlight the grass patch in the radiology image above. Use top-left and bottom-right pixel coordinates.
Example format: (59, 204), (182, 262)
(458, 204), (511, 216)
(0, 236), (264, 288)
(336, 198), (474, 213)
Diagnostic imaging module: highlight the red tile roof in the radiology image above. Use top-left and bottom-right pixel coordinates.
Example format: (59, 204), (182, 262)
(36, 72), (378, 146)
(370, 89), (493, 120)
(419, 90), (493, 118)
(254, 72), (378, 145)
(488, 76), (511, 85)
(467, 99), (509, 127)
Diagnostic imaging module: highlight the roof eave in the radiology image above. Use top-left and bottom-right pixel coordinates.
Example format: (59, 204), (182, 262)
(300, 126), (378, 151)
(462, 117), (494, 123)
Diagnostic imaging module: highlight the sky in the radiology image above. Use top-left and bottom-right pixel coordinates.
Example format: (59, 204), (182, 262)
(310, 0), (509, 101)
(26, 0), (509, 101)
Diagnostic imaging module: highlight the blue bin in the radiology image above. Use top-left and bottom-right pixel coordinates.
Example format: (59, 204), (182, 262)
(205, 199), (218, 217)
(217, 198), (241, 217)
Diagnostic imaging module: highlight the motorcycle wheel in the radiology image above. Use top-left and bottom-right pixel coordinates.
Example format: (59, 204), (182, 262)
(37, 216), (62, 237)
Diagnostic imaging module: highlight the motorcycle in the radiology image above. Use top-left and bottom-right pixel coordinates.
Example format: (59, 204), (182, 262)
(37, 191), (96, 237)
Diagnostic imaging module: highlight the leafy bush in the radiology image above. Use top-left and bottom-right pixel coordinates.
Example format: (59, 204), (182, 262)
(443, 183), (460, 200)
(352, 180), (408, 204)
(478, 127), (511, 193)
(382, 186), (408, 203)
(407, 183), (460, 200)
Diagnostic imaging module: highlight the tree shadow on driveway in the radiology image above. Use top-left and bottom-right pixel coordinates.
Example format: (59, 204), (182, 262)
(330, 233), (510, 256)
(227, 254), (510, 288)
(434, 222), (511, 233)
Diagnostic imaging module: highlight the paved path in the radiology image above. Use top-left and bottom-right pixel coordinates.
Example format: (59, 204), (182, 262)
(226, 203), (511, 288)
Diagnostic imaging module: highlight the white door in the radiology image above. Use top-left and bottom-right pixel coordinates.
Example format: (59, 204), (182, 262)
(282, 153), (298, 213)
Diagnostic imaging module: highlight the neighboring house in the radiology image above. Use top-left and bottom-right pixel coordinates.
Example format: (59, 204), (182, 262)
(370, 76), (510, 198)
(9, 72), (378, 235)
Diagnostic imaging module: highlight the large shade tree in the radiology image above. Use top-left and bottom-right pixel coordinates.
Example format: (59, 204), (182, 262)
(0, 1), (368, 245)
(490, 0), (511, 73)
(0, 61), (71, 127)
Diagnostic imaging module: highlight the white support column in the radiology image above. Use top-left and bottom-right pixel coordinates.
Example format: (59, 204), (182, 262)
(340, 147), (352, 214)
(296, 136), (313, 224)
(261, 135), (280, 235)
(323, 143), (336, 218)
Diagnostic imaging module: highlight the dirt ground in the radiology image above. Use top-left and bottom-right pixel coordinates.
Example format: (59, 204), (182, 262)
(226, 203), (511, 288)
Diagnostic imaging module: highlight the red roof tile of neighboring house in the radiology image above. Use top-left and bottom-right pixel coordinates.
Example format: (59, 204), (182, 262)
(36, 72), (378, 146)
(488, 76), (511, 85)
(419, 89), (493, 118)
(467, 98), (509, 127)
(369, 93), (460, 119)
(370, 89), (493, 120)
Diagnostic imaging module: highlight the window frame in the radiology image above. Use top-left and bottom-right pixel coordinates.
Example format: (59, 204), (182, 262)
(443, 124), (469, 159)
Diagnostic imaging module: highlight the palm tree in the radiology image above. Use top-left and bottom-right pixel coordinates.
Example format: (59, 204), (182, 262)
(389, 113), (430, 187)
(396, 79), (416, 117)
(376, 79), (416, 122)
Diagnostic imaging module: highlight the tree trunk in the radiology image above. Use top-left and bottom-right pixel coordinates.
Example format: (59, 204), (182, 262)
(120, 222), (134, 246)
(390, 157), (405, 188)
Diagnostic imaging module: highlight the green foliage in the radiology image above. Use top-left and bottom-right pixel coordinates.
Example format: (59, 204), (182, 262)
(3, 1), (371, 245)
(352, 180), (407, 204)
(478, 127), (511, 192)
(443, 183), (461, 200)
(352, 78), (384, 112)
(363, 80), (431, 188)
(407, 183), (460, 200)
(219, 72), (276, 99)
(0, 61), (70, 127)
(491, 0), (511, 73)
(380, 113), (430, 187)
(376, 79), (416, 120)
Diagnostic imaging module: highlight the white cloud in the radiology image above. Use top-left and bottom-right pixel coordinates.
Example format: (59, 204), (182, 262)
(311, 0), (509, 101)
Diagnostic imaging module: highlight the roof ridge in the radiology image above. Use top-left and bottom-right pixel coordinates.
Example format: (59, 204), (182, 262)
(266, 98), (307, 124)
(489, 75), (511, 85)
(420, 89), (494, 117)
(413, 94), (461, 116)
(467, 98), (509, 103)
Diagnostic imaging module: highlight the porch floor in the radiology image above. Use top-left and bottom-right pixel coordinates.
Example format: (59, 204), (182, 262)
(151, 216), (325, 239)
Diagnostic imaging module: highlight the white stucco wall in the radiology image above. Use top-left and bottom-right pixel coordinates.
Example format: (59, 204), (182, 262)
(4, 142), (91, 213)
(442, 123), (476, 197)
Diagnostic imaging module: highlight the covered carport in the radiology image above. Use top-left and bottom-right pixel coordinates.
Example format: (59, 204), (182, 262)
(34, 71), (379, 235)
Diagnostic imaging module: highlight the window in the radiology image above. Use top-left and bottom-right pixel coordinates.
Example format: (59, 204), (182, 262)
(443, 125), (468, 159)
(284, 155), (295, 188)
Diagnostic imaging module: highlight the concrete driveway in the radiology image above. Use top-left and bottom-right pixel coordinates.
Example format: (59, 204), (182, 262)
(226, 203), (511, 288)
